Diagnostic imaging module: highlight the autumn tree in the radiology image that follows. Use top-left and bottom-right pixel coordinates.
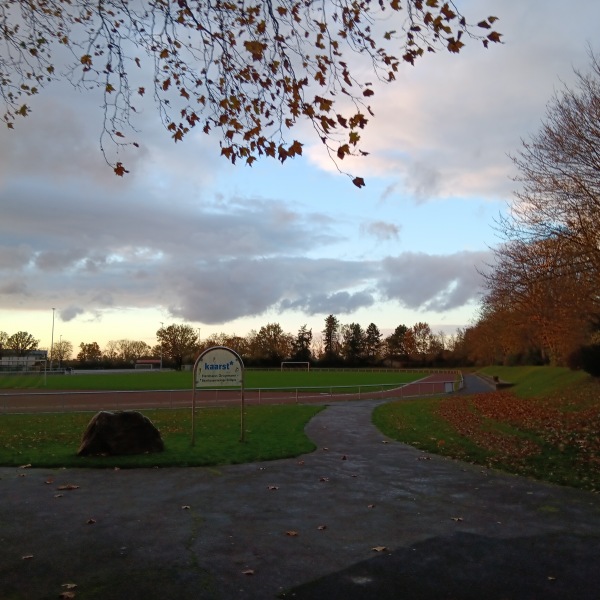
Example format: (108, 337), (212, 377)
(251, 323), (293, 365)
(7, 331), (39, 356)
(499, 50), (600, 297)
(482, 237), (595, 365)
(0, 1), (501, 183)
(156, 324), (198, 369)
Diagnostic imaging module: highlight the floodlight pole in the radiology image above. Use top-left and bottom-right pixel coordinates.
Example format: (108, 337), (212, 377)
(50, 308), (55, 371)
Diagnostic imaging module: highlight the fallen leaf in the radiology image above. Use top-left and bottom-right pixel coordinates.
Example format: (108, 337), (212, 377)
(181, 505), (191, 510)
(368, 504), (376, 509)
(372, 546), (387, 552)
(19, 464), (32, 469)
(297, 460), (305, 465)
(45, 478), (54, 484)
(286, 530), (299, 537)
(242, 569), (255, 576)
(319, 476), (329, 482)
(451, 517), (463, 522)
(267, 485), (279, 491)
(21, 554), (34, 560)
(54, 494), (64, 498)
(57, 484), (80, 491)
(317, 525), (327, 530)
(548, 576), (557, 581)
(341, 455), (347, 460)
(59, 592), (76, 600)
(87, 518), (96, 525)
(322, 447), (329, 451)
(62, 583), (78, 590)
(382, 440), (389, 444)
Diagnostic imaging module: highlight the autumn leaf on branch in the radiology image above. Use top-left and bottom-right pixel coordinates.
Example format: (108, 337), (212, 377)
(0, 1), (502, 184)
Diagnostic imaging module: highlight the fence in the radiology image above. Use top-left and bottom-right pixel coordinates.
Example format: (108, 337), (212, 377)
(0, 374), (463, 414)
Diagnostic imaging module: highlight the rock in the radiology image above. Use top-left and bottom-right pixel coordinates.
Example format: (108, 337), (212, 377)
(77, 411), (164, 456)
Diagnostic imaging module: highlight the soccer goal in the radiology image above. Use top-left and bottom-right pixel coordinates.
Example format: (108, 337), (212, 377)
(280, 361), (310, 372)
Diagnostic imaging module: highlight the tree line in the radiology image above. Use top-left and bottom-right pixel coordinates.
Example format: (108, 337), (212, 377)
(1, 317), (463, 370)
(452, 51), (600, 375)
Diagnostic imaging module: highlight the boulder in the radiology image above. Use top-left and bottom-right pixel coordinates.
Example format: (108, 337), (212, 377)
(77, 410), (164, 456)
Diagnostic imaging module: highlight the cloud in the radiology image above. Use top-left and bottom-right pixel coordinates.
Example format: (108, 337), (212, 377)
(306, 0), (600, 202)
(361, 221), (401, 242)
(378, 251), (491, 311)
(60, 306), (86, 322)
(280, 291), (376, 316)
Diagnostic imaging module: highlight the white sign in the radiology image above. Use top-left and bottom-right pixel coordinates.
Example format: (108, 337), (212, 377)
(195, 347), (243, 387)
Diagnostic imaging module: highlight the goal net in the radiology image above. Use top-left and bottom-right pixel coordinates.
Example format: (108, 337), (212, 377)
(280, 361), (310, 372)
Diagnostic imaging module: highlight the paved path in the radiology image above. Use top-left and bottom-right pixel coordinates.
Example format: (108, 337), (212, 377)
(1, 380), (599, 599)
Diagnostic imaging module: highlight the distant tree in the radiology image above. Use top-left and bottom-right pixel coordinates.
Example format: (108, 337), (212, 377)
(52, 339), (73, 365)
(322, 314), (341, 364)
(412, 322), (433, 361)
(252, 323), (293, 365)
(117, 339), (151, 362)
(103, 340), (120, 361)
(0, 1), (501, 182)
(364, 323), (383, 364)
(341, 323), (365, 365)
(77, 342), (102, 364)
(7, 331), (39, 356)
(385, 324), (409, 361)
(156, 324), (198, 369)
(0, 331), (8, 357)
(291, 325), (313, 363)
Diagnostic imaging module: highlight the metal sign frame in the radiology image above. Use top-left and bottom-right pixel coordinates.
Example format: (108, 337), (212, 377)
(192, 346), (245, 445)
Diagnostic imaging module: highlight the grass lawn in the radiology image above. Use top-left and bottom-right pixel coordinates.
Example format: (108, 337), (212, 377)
(0, 404), (323, 469)
(477, 365), (589, 397)
(0, 369), (424, 391)
(373, 366), (600, 491)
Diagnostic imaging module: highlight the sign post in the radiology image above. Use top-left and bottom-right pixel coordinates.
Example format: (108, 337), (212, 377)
(192, 346), (245, 446)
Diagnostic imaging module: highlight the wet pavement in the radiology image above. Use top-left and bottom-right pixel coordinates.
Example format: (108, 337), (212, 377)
(1, 375), (599, 599)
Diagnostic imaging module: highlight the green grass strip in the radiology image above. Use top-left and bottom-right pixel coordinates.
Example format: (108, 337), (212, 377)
(0, 404), (323, 468)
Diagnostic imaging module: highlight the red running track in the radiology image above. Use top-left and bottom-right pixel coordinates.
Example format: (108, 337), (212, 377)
(0, 373), (459, 414)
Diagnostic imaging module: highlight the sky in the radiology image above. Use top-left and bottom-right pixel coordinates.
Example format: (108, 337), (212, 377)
(1, 0), (599, 353)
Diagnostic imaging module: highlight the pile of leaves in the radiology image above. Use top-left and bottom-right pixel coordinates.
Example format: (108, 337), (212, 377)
(436, 382), (600, 490)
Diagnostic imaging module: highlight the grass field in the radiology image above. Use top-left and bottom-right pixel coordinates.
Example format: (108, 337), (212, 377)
(0, 404), (323, 469)
(373, 366), (600, 491)
(0, 368), (428, 469)
(0, 369), (424, 391)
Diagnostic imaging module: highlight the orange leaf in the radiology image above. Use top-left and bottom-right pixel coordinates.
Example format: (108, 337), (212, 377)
(113, 162), (129, 177)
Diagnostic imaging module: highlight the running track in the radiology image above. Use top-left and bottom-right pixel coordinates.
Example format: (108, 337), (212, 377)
(0, 373), (458, 414)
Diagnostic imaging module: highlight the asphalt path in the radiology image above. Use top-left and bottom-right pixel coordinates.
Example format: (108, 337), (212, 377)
(1, 374), (599, 599)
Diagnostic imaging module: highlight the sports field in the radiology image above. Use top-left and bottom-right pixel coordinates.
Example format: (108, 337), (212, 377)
(0, 369), (426, 391)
